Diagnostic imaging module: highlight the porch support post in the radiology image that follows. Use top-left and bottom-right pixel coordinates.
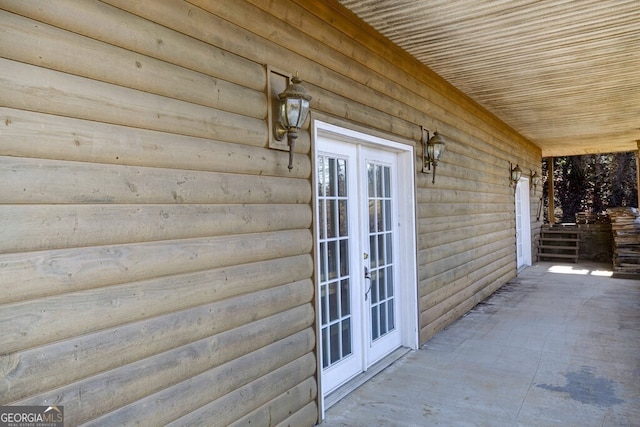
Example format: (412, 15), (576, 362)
(547, 157), (555, 225)
(636, 142), (640, 208)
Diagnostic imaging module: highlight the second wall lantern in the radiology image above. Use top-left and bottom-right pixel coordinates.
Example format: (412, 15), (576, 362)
(422, 128), (445, 184)
(274, 73), (312, 170)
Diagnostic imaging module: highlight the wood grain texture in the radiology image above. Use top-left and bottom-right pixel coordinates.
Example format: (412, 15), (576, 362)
(1, 298), (313, 403)
(420, 266), (513, 339)
(0, 204), (311, 254)
(0, 255), (313, 354)
(0, 11), (266, 120)
(0, 0), (266, 91)
(0, 109), (311, 177)
(419, 244), (513, 293)
(0, 58), (267, 146)
(275, 401), (319, 427)
(420, 247), (513, 305)
(228, 377), (317, 427)
(80, 336), (316, 426)
(167, 354), (316, 426)
(0, 230), (312, 304)
(0, 157), (311, 205)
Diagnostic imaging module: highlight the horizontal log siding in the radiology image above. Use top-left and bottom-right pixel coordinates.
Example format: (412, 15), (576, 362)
(219, 0), (541, 343)
(0, 0), (316, 425)
(0, 0), (541, 424)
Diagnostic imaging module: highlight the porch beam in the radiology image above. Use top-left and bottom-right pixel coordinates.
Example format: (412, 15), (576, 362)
(637, 142), (640, 208)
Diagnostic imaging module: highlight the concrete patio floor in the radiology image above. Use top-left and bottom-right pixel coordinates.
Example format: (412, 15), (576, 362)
(320, 262), (640, 426)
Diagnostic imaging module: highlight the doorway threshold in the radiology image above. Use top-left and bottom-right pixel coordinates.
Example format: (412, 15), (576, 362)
(324, 347), (411, 410)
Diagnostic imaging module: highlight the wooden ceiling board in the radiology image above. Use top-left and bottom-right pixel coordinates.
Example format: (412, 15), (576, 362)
(338, 0), (640, 157)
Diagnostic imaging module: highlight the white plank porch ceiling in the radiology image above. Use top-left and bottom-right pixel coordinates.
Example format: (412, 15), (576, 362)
(338, 0), (640, 157)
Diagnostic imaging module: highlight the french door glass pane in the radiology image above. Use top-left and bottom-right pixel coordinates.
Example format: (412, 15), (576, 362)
(327, 200), (337, 238)
(378, 267), (386, 300)
(369, 235), (377, 268)
(319, 242), (326, 282)
(328, 158), (337, 196)
(340, 279), (350, 315)
(318, 157), (326, 197)
(322, 328), (329, 368)
(329, 282), (339, 321)
(319, 154), (353, 369)
(339, 200), (348, 236)
(337, 159), (347, 197)
(319, 200), (326, 239)
(341, 318), (352, 355)
(367, 162), (396, 342)
(320, 284), (327, 324)
(340, 240), (349, 276)
(328, 240), (338, 280)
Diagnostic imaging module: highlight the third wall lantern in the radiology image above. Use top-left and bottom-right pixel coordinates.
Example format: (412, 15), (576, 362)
(530, 170), (541, 193)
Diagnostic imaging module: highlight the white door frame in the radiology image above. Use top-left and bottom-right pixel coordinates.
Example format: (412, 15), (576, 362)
(515, 177), (532, 269)
(312, 120), (419, 417)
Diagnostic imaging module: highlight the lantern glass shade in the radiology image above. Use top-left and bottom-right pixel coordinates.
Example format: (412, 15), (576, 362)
(427, 132), (445, 163)
(511, 164), (522, 183)
(277, 75), (311, 132)
(281, 96), (310, 129)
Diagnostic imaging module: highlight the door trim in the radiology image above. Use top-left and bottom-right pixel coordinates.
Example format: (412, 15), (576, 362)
(312, 119), (418, 419)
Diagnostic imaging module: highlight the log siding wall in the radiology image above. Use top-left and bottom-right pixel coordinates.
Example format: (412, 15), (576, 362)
(0, 0), (541, 424)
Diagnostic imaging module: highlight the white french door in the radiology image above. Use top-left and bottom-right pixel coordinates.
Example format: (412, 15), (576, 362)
(361, 147), (402, 365)
(515, 178), (532, 269)
(515, 181), (524, 267)
(315, 122), (417, 399)
(316, 140), (362, 393)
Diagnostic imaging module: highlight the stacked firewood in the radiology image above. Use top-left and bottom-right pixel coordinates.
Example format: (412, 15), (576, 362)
(607, 207), (640, 273)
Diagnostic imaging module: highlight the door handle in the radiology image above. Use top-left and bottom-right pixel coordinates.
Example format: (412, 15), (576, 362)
(364, 266), (372, 300)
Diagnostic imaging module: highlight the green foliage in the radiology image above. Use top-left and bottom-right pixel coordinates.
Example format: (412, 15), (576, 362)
(541, 153), (638, 223)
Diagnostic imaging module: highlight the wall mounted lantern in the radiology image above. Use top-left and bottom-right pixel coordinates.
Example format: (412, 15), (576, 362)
(530, 170), (541, 193)
(422, 128), (445, 184)
(510, 163), (522, 187)
(274, 73), (312, 170)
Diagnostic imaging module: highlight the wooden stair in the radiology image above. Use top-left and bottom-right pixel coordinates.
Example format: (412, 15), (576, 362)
(537, 225), (579, 263)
